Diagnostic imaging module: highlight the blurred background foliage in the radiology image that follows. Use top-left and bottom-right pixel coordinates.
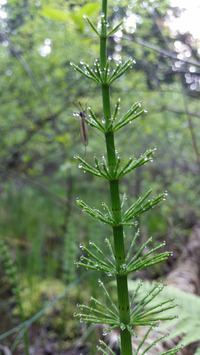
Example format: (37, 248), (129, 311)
(0, 0), (200, 352)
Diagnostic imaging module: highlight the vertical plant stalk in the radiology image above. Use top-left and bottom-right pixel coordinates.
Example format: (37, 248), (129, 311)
(73, 2), (180, 355)
(100, 1), (132, 353)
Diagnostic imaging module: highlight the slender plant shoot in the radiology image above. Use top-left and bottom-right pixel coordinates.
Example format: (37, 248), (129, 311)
(72, 1), (182, 354)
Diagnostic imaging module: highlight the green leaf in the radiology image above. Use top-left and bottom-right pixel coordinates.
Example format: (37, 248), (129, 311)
(179, 330), (200, 348)
(79, 3), (100, 17)
(40, 7), (69, 22)
(70, 3), (100, 32)
(69, 14), (84, 31)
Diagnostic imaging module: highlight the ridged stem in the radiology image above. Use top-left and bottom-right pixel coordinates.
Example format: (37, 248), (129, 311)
(100, 0), (107, 70)
(100, 1), (132, 354)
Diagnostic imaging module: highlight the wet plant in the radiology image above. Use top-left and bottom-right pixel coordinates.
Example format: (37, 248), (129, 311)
(72, 1), (182, 354)
(0, 238), (30, 355)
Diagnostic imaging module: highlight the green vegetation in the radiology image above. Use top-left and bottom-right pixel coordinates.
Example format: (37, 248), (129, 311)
(0, 0), (199, 354)
(72, 0), (181, 353)
(0, 238), (29, 354)
(128, 280), (200, 354)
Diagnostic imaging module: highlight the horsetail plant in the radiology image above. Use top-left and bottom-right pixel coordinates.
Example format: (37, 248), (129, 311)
(72, 1), (182, 354)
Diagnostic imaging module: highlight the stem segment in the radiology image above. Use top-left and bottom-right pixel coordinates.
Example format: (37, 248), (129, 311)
(100, 1), (132, 354)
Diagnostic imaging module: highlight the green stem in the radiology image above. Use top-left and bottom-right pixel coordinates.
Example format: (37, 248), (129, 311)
(100, 1), (132, 354)
(100, 0), (107, 69)
(102, 0), (107, 19)
(109, 148), (132, 355)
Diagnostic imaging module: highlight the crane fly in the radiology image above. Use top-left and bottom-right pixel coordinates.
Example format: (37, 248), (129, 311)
(73, 102), (88, 147)
(78, 109), (88, 147)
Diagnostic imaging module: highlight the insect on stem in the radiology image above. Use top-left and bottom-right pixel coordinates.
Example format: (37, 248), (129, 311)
(73, 102), (89, 147)
(79, 110), (88, 147)
(73, 102), (115, 156)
